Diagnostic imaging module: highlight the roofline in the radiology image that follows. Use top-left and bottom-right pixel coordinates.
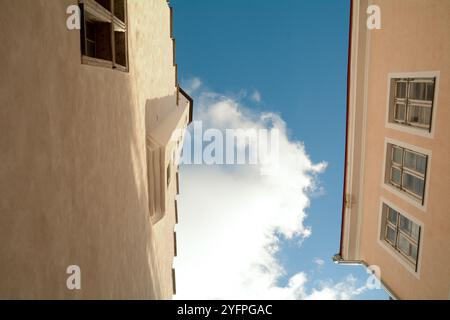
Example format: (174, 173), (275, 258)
(339, 0), (354, 257)
(178, 86), (194, 124)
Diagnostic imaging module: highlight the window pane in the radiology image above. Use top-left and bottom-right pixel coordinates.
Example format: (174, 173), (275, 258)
(387, 208), (398, 225)
(84, 21), (112, 61)
(416, 156), (427, 174)
(396, 81), (407, 99)
(394, 104), (406, 121)
(402, 172), (424, 198)
(386, 226), (397, 244)
(167, 163), (171, 187)
(426, 82), (435, 101)
(404, 150), (426, 175)
(114, 0), (126, 22)
(392, 147), (403, 165)
(85, 22), (97, 58)
(399, 215), (420, 241)
(391, 167), (402, 185)
(114, 30), (127, 67)
(86, 41), (95, 57)
(399, 215), (411, 234)
(86, 21), (96, 41)
(96, 22), (112, 61)
(411, 224), (420, 241)
(409, 82), (428, 101)
(404, 151), (416, 170)
(411, 244), (418, 261)
(408, 105), (431, 127)
(398, 233), (418, 261)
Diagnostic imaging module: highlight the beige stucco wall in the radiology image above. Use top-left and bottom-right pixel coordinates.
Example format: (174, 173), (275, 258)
(0, 0), (185, 299)
(357, 0), (450, 299)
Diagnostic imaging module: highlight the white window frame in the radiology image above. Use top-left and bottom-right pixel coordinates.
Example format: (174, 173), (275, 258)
(377, 198), (424, 277)
(387, 144), (427, 202)
(385, 71), (440, 138)
(382, 138), (431, 211)
(383, 205), (420, 266)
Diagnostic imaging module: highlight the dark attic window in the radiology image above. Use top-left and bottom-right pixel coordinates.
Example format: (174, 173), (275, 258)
(80, 0), (128, 71)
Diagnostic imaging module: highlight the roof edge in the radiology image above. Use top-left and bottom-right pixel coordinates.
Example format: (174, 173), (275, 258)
(340, 0), (354, 257)
(178, 86), (194, 124)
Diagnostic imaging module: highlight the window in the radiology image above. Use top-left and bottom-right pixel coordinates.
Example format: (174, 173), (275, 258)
(381, 203), (421, 270)
(79, 0), (128, 71)
(167, 162), (171, 188)
(388, 77), (436, 131)
(173, 232), (177, 257)
(386, 144), (427, 203)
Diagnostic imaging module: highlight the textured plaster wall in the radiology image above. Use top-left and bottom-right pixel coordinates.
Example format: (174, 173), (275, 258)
(0, 0), (180, 299)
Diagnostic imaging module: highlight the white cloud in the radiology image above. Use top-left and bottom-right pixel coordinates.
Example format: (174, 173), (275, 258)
(306, 275), (369, 300)
(174, 82), (366, 300)
(251, 90), (261, 103)
(184, 77), (202, 94)
(313, 258), (325, 267)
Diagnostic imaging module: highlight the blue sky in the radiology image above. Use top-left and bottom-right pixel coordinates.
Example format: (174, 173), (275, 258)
(172, 0), (389, 300)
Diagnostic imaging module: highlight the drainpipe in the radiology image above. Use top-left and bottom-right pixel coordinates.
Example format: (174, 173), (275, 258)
(332, 254), (363, 266)
(332, 254), (399, 300)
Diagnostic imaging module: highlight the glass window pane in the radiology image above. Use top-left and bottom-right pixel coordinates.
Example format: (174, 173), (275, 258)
(398, 233), (417, 261)
(391, 167), (402, 185)
(386, 226), (397, 245)
(167, 163), (171, 187)
(86, 21), (96, 41)
(402, 172), (413, 190)
(410, 244), (418, 260)
(404, 151), (416, 170)
(414, 177), (424, 197)
(404, 150), (426, 175)
(114, 0), (126, 22)
(387, 208), (398, 224)
(426, 83), (435, 101)
(402, 172), (424, 197)
(86, 41), (95, 58)
(416, 155), (427, 174)
(394, 104), (406, 121)
(399, 215), (411, 233)
(114, 30), (127, 67)
(409, 82), (427, 101)
(408, 105), (431, 127)
(397, 233), (409, 252)
(84, 21), (113, 61)
(392, 147), (403, 165)
(399, 215), (420, 241)
(396, 81), (407, 99)
(411, 223), (420, 242)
